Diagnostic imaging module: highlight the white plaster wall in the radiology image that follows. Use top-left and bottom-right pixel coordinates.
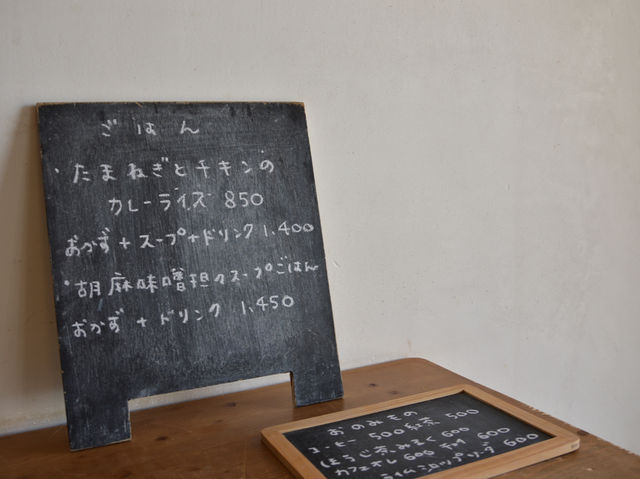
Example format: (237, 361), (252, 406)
(1, 0), (639, 455)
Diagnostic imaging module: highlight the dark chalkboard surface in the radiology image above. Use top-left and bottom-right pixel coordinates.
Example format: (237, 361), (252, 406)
(37, 102), (343, 450)
(262, 385), (579, 479)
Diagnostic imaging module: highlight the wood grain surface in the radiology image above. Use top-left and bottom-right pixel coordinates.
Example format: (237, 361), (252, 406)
(1, 358), (638, 478)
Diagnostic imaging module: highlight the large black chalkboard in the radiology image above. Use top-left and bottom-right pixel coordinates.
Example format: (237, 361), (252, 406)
(262, 385), (579, 479)
(37, 102), (343, 450)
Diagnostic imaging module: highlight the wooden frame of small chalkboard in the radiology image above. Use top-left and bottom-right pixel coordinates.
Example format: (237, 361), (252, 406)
(262, 384), (579, 479)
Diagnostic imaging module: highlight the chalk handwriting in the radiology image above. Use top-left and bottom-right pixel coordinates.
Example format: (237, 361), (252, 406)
(69, 293), (296, 340)
(105, 190), (269, 215)
(284, 394), (549, 479)
(62, 258), (321, 298)
(63, 222), (315, 256)
(49, 107), (325, 349)
(64, 158), (275, 184)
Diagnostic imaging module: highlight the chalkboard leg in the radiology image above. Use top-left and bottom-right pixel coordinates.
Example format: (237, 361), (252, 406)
(290, 364), (343, 406)
(65, 397), (131, 451)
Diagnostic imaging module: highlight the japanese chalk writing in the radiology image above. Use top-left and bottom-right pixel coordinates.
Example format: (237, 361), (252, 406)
(62, 258), (320, 300)
(284, 393), (551, 479)
(44, 106), (330, 344)
(68, 157), (275, 184)
(68, 292), (298, 339)
(64, 222), (315, 257)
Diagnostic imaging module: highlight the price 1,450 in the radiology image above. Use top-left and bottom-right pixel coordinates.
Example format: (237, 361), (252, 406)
(241, 295), (295, 314)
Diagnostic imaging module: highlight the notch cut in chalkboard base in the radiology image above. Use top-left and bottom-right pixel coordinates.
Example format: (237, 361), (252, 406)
(65, 366), (344, 451)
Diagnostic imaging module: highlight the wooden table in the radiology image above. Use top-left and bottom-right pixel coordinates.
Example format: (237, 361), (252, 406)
(1, 358), (638, 478)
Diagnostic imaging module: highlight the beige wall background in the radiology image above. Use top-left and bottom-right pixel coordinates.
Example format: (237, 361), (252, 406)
(1, 0), (639, 455)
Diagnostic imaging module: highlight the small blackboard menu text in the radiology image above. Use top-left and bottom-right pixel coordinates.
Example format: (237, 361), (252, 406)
(262, 385), (579, 479)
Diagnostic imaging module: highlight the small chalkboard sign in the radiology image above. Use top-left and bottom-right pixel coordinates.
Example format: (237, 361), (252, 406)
(37, 102), (343, 450)
(262, 384), (579, 479)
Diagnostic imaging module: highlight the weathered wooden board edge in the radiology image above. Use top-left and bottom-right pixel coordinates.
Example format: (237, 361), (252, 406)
(261, 384), (580, 479)
(36, 101), (307, 108)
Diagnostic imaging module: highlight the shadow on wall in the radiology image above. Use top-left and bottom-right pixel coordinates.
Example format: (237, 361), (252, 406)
(0, 106), (62, 429)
